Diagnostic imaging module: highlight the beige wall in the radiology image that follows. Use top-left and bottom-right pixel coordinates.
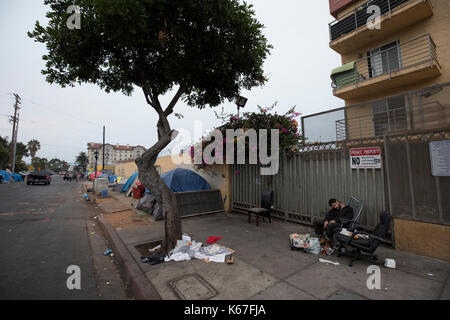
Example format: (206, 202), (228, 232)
(156, 155), (233, 212)
(334, 0), (450, 139)
(114, 161), (137, 179)
(114, 155), (233, 212)
(341, 0), (450, 105)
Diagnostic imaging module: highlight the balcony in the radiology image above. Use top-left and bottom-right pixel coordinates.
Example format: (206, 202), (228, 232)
(301, 82), (450, 144)
(329, 0), (434, 54)
(331, 34), (441, 100)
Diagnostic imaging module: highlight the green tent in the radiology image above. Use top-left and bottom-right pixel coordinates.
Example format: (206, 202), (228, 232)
(331, 61), (356, 88)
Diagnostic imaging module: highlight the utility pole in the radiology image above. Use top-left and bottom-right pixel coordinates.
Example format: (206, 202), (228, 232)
(11, 112), (20, 172)
(9, 93), (21, 172)
(102, 126), (105, 173)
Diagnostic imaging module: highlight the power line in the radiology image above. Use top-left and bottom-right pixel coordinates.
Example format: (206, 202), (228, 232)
(1, 92), (102, 128)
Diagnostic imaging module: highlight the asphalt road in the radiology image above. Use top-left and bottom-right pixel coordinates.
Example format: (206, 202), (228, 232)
(0, 175), (128, 300)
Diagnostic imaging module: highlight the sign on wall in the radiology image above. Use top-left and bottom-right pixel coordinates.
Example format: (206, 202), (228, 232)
(429, 140), (450, 177)
(350, 147), (382, 169)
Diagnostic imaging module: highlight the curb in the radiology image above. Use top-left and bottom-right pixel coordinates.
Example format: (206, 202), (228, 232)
(97, 214), (162, 300)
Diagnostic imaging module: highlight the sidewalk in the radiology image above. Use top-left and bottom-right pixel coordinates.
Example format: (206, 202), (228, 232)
(84, 185), (450, 300)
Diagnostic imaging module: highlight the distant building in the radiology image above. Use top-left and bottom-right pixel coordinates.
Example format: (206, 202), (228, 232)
(87, 142), (146, 170)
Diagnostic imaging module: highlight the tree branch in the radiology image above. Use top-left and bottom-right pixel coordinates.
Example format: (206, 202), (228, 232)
(164, 84), (186, 117)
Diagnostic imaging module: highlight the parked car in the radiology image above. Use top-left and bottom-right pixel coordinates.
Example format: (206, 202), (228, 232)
(27, 170), (52, 185)
(63, 173), (73, 181)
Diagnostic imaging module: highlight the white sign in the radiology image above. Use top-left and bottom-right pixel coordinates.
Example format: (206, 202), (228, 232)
(350, 147), (382, 169)
(429, 140), (450, 177)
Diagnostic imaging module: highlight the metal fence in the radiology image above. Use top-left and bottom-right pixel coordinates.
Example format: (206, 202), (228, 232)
(232, 142), (387, 230)
(384, 128), (450, 225)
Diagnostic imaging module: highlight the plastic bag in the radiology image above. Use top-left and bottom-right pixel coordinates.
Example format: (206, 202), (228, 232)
(137, 193), (156, 214)
(152, 202), (164, 221)
(305, 237), (320, 255)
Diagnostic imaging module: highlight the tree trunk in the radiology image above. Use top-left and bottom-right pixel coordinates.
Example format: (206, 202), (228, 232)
(136, 134), (182, 255)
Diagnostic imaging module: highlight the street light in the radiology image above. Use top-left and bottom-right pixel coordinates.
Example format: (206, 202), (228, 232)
(236, 95), (248, 118)
(94, 150), (99, 179)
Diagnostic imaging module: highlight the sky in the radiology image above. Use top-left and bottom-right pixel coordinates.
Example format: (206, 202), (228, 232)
(0, 0), (343, 165)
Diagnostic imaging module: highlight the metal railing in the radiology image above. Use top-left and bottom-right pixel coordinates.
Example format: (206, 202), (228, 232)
(329, 0), (417, 42)
(302, 82), (450, 144)
(335, 101), (447, 141)
(331, 34), (439, 90)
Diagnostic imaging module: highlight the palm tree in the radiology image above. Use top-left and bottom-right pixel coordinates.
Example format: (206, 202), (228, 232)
(27, 139), (41, 158)
(75, 152), (88, 174)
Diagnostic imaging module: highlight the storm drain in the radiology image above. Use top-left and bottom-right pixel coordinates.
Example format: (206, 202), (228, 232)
(328, 289), (367, 300)
(168, 273), (218, 300)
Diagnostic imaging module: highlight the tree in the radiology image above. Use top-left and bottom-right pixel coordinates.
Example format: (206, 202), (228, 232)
(0, 136), (29, 171)
(75, 152), (88, 174)
(32, 157), (49, 170)
(0, 136), (9, 170)
(48, 158), (63, 172)
(28, 0), (271, 253)
(27, 139), (41, 158)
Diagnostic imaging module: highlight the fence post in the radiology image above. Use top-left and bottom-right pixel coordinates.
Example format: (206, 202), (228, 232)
(434, 176), (444, 223)
(383, 135), (394, 214)
(404, 133), (417, 219)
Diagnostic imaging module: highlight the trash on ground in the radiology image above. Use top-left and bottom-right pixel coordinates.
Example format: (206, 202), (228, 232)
(141, 254), (164, 265)
(206, 236), (222, 244)
(319, 258), (340, 266)
(290, 233), (321, 254)
(384, 258), (396, 268)
(428, 273), (434, 276)
(164, 235), (234, 263)
(104, 249), (113, 256)
(148, 244), (161, 254)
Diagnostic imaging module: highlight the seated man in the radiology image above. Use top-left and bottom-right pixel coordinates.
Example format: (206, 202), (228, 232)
(313, 198), (354, 241)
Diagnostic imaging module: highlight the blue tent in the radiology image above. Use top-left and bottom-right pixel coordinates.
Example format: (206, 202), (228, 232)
(0, 170), (12, 182)
(121, 172), (138, 193)
(161, 168), (211, 193)
(99, 173), (108, 178)
(12, 174), (23, 182)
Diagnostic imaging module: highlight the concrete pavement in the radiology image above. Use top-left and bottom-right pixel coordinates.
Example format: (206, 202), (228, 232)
(91, 188), (450, 300)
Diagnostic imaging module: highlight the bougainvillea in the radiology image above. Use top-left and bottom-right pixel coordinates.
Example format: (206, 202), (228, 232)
(191, 103), (303, 169)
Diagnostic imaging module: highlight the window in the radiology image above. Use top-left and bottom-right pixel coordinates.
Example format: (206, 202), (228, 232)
(372, 95), (408, 136)
(368, 40), (401, 78)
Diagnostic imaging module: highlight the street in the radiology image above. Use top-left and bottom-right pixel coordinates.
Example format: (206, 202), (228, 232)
(0, 175), (129, 300)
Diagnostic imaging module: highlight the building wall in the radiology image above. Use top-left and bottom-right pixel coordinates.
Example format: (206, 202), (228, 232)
(341, 0), (450, 105)
(334, 0), (450, 139)
(329, 0), (361, 18)
(114, 161), (137, 179)
(114, 154), (233, 212)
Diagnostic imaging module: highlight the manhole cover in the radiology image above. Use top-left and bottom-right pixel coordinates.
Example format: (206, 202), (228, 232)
(169, 274), (218, 300)
(328, 289), (367, 300)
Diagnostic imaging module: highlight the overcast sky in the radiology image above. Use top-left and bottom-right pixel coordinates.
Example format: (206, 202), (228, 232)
(0, 0), (343, 165)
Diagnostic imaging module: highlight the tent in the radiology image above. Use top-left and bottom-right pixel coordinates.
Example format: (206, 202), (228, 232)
(99, 173), (108, 178)
(12, 174), (23, 182)
(88, 172), (103, 180)
(161, 168), (211, 193)
(121, 172), (138, 193)
(0, 170), (12, 182)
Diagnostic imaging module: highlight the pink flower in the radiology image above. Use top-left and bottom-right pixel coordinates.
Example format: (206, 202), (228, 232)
(281, 128), (288, 133)
(235, 170), (240, 175)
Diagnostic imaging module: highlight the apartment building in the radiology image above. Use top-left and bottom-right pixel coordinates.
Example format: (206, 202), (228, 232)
(312, 0), (450, 261)
(327, 0), (449, 140)
(87, 142), (146, 169)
